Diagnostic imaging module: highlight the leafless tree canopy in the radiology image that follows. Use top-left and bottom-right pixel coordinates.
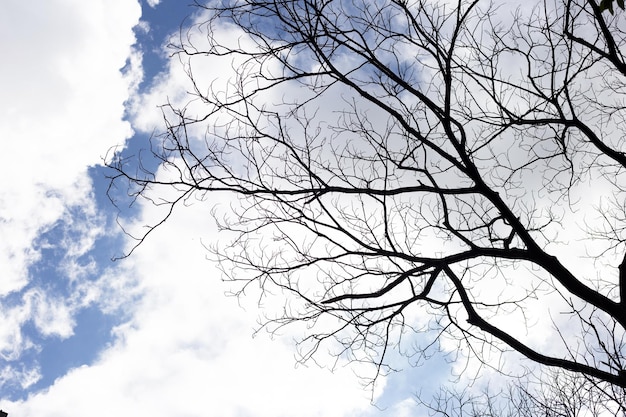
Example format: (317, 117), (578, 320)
(422, 368), (626, 416)
(109, 0), (626, 405)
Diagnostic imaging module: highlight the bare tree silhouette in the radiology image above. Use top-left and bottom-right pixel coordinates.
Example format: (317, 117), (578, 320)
(109, 0), (626, 409)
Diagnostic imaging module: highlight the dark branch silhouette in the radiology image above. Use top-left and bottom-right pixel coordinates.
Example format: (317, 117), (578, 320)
(108, 0), (626, 409)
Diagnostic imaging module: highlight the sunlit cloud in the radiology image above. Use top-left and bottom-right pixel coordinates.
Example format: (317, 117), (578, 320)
(6, 189), (382, 416)
(0, 0), (141, 391)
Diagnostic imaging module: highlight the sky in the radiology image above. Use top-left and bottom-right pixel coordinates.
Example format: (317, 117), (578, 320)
(0, 1), (458, 416)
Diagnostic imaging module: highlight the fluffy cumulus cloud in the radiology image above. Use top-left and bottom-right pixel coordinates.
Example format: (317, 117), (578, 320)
(0, 0), (140, 290)
(5, 194), (382, 417)
(0, 0), (141, 386)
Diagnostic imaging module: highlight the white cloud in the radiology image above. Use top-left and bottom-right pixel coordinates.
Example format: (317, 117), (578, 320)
(29, 291), (74, 339)
(0, 304), (35, 362)
(0, 365), (41, 391)
(0, 0), (142, 385)
(0, 0), (141, 293)
(5, 194), (381, 417)
(385, 398), (422, 417)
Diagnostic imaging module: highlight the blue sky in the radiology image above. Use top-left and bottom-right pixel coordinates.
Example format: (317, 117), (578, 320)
(0, 1), (456, 416)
